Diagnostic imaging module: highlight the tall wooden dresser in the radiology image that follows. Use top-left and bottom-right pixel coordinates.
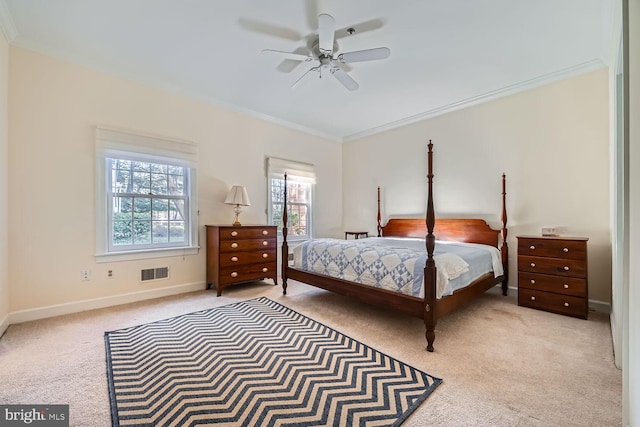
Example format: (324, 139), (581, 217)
(517, 235), (589, 319)
(206, 225), (277, 296)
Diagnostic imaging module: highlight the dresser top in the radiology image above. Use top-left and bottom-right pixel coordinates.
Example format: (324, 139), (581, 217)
(206, 224), (275, 228)
(517, 235), (588, 241)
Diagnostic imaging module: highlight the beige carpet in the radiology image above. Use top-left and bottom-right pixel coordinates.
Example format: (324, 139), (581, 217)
(0, 281), (621, 426)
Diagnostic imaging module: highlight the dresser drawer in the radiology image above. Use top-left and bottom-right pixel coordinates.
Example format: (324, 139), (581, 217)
(518, 255), (586, 278)
(219, 238), (277, 253)
(218, 249), (277, 267)
(218, 227), (275, 240)
(518, 272), (586, 297)
(518, 288), (587, 318)
(517, 237), (586, 260)
(219, 263), (276, 285)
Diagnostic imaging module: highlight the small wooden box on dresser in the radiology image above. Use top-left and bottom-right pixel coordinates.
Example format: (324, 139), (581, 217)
(206, 225), (277, 296)
(517, 235), (589, 319)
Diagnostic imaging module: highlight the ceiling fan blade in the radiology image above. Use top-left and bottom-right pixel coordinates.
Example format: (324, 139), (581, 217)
(338, 47), (391, 63)
(262, 49), (313, 62)
(318, 13), (335, 53)
(292, 66), (319, 88)
(331, 68), (359, 91)
(238, 18), (303, 41)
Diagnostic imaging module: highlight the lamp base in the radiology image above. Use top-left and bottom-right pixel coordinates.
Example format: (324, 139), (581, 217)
(231, 206), (242, 226)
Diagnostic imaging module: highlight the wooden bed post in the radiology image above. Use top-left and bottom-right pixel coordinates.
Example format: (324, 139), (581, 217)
(501, 173), (509, 296)
(377, 186), (382, 237)
(424, 141), (437, 352)
(281, 173), (289, 295)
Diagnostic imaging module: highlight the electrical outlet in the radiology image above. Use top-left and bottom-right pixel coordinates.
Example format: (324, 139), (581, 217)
(107, 269), (113, 279)
(81, 270), (91, 281)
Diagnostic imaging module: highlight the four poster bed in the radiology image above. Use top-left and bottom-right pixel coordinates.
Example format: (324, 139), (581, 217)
(280, 142), (509, 352)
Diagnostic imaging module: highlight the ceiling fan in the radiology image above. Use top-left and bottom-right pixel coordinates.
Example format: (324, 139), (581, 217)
(261, 13), (390, 91)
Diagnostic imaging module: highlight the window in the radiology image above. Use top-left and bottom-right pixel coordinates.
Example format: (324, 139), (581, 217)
(267, 158), (315, 241)
(96, 127), (199, 261)
(108, 158), (189, 250)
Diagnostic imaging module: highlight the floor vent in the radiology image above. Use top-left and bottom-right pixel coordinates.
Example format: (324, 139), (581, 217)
(140, 267), (169, 282)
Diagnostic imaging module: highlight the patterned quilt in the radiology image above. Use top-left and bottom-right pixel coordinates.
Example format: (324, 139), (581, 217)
(293, 238), (479, 299)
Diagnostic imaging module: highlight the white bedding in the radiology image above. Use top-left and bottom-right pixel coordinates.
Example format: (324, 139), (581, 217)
(292, 237), (503, 299)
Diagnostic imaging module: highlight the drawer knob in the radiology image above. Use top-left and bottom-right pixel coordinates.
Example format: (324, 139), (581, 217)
(262, 230), (269, 235)
(530, 296), (536, 301)
(231, 231), (238, 237)
(530, 279), (536, 284)
(530, 263), (536, 268)
(231, 256), (238, 262)
(262, 267), (268, 273)
(230, 272), (238, 278)
(563, 266), (570, 271)
(262, 241), (268, 246)
(564, 302), (569, 307)
(231, 242), (238, 248)
(563, 247), (569, 253)
(262, 253), (269, 258)
(563, 284), (569, 289)
(530, 245), (536, 250)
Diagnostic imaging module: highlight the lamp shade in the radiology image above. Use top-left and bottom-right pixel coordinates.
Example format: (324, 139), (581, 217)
(224, 185), (251, 206)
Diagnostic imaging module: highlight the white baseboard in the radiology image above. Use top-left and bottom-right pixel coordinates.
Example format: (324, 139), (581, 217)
(0, 312), (9, 338)
(610, 312), (622, 369)
(8, 281), (206, 325)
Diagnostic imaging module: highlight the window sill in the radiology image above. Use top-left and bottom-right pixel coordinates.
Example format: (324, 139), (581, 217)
(95, 246), (199, 263)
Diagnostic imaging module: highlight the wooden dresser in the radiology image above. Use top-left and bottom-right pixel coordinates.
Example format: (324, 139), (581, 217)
(517, 235), (588, 319)
(206, 225), (277, 296)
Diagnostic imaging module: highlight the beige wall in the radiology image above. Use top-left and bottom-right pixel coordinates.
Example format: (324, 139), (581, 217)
(343, 68), (611, 306)
(0, 33), (9, 333)
(8, 47), (342, 313)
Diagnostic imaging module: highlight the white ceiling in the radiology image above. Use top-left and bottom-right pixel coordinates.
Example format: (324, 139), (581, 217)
(0, 0), (614, 142)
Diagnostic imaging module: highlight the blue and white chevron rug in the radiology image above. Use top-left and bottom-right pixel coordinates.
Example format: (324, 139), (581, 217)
(104, 297), (441, 426)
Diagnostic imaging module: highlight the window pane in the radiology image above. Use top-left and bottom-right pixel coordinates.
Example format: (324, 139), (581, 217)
(151, 163), (167, 174)
(112, 220), (132, 245)
(169, 221), (185, 242)
(132, 172), (150, 194)
(133, 161), (150, 172)
(113, 196), (132, 216)
(133, 198), (151, 220)
(271, 178), (284, 203)
(112, 169), (131, 193)
(153, 199), (169, 220)
(152, 221), (169, 243)
(170, 200), (185, 221)
(168, 174), (184, 196)
(133, 220), (151, 244)
(151, 173), (168, 195)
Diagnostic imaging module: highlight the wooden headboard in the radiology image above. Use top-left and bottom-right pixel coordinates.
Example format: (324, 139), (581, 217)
(380, 218), (501, 248)
(376, 171), (507, 250)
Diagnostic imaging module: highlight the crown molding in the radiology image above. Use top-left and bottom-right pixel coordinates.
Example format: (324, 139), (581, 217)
(343, 59), (607, 143)
(0, 0), (17, 43)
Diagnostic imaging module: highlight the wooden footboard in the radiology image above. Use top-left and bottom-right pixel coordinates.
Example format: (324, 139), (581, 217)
(281, 141), (508, 352)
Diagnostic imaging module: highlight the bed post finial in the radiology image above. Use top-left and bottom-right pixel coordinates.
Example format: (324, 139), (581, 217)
(501, 173), (508, 295)
(377, 186), (382, 237)
(281, 173), (289, 295)
(425, 140), (437, 352)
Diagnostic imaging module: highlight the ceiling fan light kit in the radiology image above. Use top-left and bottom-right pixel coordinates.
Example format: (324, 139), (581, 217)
(262, 13), (390, 91)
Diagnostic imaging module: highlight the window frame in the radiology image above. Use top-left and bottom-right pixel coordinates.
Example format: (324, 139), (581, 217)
(95, 127), (199, 262)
